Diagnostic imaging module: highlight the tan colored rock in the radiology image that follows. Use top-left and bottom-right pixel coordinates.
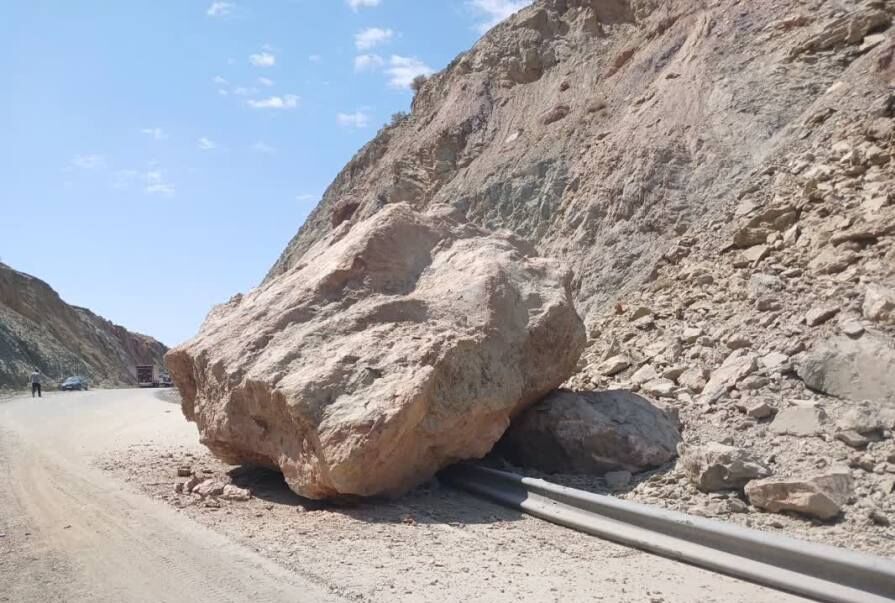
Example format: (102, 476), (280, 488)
(221, 484), (252, 501)
(745, 470), (854, 520)
(641, 378), (676, 397)
(193, 479), (226, 497)
(678, 367), (707, 393)
(499, 390), (682, 475)
(167, 204), (586, 499)
(805, 305), (839, 327)
(600, 355), (630, 377)
(863, 284), (895, 324)
(631, 364), (659, 385)
(678, 442), (771, 492)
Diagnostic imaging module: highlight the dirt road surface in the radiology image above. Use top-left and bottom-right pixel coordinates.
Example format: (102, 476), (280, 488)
(0, 389), (811, 602)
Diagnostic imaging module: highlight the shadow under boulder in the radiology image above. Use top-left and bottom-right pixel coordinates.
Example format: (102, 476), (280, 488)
(496, 389), (682, 475)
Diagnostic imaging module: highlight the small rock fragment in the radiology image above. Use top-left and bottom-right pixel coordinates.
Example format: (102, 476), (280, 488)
(702, 354), (757, 402)
(193, 479), (227, 497)
(839, 319), (864, 338)
(678, 442), (771, 492)
(221, 484), (252, 501)
(747, 401), (776, 420)
(869, 509), (890, 527)
(769, 406), (826, 437)
(601, 355), (631, 377)
(835, 430), (869, 449)
(805, 305), (839, 327)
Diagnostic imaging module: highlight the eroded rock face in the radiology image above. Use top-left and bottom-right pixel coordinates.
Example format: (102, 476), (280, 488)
(497, 389), (682, 474)
(167, 203), (586, 499)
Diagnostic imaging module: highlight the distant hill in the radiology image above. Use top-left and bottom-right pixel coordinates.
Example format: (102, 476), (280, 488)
(0, 262), (167, 390)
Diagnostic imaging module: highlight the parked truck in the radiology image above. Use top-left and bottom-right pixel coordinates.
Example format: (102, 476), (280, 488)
(136, 365), (159, 388)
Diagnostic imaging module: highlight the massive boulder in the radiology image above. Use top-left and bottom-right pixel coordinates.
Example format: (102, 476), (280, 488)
(167, 203), (586, 499)
(497, 389), (682, 474)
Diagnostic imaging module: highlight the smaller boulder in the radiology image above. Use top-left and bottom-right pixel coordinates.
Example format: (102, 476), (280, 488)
(193, 479), (227, 497)
(798, 334), (895, 403)
(678, 442), (771, 492)
(498, 390), (682, 475)
(745, 470), (853, 520)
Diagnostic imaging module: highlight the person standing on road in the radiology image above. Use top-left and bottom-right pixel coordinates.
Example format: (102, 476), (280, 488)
(30, 368), (42, 398)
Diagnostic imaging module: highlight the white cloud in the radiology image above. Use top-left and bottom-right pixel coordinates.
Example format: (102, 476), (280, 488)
(206, 2), (234, 17)
(232, 86), (259, 96)
(308, 54), (322, 63)
(468, 0), (531, 32)
(354, 53), (384, 72)
(247, 94), (300, 110)
(296, 193), (317, 202)
(249, 51), (275, 68)
(213, 75), (228, 85)
(347, 0), (380, 11)
(197, 137), (217, 151)
(71, 154), (106, 169)
(251, 141), (277, 154)
(386, 55), (434, 89)
(257, 77), (274, 87)
(140, 127), (167, 141)
(337, 110), (370, 129)
(144, 170), (176, 196)
(355, 27), (393, 51)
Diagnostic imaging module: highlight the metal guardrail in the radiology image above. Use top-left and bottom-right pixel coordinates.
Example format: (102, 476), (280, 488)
(441, 465), (895, 603)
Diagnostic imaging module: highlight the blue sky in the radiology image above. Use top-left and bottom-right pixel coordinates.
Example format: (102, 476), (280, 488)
(0, 0), (529, 347)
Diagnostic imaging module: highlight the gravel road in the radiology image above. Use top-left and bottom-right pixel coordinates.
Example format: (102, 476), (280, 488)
(0, 389), (810, 602)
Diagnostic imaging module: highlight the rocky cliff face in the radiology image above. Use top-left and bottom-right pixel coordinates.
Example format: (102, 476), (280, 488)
(0, 263), (167, 389)
(257, 0), (895, 538)
(269, 0), (890, 326)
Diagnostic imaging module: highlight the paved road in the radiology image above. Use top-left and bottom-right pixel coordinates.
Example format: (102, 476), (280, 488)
(0, 389), (343, 603)
(0, 389), (809, 603)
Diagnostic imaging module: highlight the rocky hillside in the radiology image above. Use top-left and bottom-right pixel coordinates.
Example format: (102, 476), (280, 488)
(0, 262), (167, 390)
(261, 0), (895, 549)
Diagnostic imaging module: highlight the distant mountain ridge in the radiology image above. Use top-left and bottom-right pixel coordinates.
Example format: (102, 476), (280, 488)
(0, 262), (167, 389)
